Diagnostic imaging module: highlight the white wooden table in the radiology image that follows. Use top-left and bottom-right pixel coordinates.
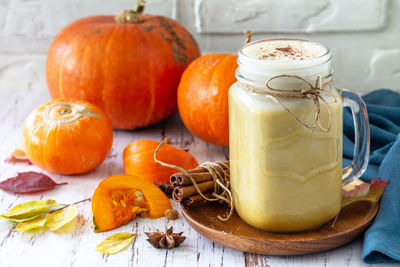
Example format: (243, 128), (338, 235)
(0, 91), (394, 267)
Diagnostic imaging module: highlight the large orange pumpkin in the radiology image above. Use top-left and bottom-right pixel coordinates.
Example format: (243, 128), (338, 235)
(177, 54), (237, 147)
(23, 99), (113, 175)
(46, 1), (200, 130)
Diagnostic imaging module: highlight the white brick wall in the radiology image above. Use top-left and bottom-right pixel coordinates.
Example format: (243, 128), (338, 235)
(0, 0), (399, 93)
(195, 0), (388, 33)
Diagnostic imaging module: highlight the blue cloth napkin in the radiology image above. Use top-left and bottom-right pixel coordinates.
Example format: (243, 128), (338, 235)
(343, 89), (400, 263)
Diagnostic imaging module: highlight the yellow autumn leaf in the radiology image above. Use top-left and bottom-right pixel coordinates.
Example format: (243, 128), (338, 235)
(95, 233), (136, 254)
(13, 216), (46, 231)
(3, 199), (62, 219)
(11, 148), (28, 160)
(46, 205), (77, 231)
(0, 214), (42, 223)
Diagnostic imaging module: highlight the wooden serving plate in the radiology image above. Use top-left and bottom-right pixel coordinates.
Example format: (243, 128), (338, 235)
(181, 201), (378, 255)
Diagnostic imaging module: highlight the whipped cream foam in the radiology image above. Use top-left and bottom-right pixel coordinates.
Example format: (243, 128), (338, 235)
(237, 39), (332, 88)
(243, 40), (327, 61)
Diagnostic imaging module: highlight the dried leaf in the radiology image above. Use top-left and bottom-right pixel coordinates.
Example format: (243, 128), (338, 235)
(342, 178), (388, 208)
(331, 179), (387, 228)
(0, 214), (41, 223)
(95, 233), (136, 254)
(5, 149), (31, 164)
(2, 199), (62, 219)
(13, 216), (46, 232)
(0, 172), (67, 194)
(46, 205), (77, 231)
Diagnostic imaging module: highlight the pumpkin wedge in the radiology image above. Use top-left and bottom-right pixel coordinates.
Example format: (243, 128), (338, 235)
(92, 175), (171, 232)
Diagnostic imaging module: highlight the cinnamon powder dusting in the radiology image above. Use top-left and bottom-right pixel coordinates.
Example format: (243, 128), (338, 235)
(244, 40), (326, 61)
(275, 46), (293, 53)
(258, 45), (304, 60)
(258, 45), (307, 60)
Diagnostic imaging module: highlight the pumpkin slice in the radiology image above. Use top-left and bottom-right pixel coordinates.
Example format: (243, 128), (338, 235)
(92, 175), (171, 232)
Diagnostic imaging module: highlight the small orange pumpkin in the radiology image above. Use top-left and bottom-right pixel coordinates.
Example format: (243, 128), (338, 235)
(23, 99), (113, 175)
(92, 174), (171, 232)
(177, 54), (237, 147)
(123, 140), (198, 184)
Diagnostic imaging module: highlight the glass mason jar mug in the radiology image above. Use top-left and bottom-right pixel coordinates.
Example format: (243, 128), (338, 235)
(229, 39), (370, 232)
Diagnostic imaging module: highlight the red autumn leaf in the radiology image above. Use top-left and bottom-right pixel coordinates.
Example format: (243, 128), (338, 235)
(0, 172), (67, 194)
(5, 149), (32, 164)
(342, 178), (388, 208)
(331, 179), (388, 227)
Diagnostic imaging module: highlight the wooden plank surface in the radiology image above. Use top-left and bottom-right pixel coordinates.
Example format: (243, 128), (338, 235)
(0, 91), (391, 267)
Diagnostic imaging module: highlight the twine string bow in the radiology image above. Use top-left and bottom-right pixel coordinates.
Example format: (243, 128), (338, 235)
(239, 74), (336, 132)
(154, 140), (233, 221)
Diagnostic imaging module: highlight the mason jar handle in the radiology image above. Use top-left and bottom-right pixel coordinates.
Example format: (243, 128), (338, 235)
(340, 89), (370, 186)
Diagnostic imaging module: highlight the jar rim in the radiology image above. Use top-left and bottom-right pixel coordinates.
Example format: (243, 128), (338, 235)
(235, 68), (334, 91)
(236, 38), (333, 88)
(238, 38), (331, 64)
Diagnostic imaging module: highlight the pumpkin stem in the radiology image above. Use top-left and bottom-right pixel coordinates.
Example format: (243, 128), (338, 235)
(244, 30), (253, 44)
(60, 108), (71, 115)
(44, 102), (100, 125)
(133, 0), (146, 14)
(115, 0), (146, 23)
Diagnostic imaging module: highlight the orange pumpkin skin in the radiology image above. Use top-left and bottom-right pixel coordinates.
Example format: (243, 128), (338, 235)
(23, 99), (113, 175)
(46, 15), (201, 130)
(92, 174), (172, 232)
(177, 54), (237, 147)
(123, 140), (198, 184)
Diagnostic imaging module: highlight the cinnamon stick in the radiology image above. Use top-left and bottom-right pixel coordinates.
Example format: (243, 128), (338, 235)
(164, 182), (174, 198)
(173, 181), (214, 201)
(155, 182), (174, 198)
(170, 175), (178, 186)
(171, 172), (212, 186)
(183, 191), (213, 205)
(170, 161), (229, 186)
(185, 161), (229, 174)
(172, 188), (180, 202)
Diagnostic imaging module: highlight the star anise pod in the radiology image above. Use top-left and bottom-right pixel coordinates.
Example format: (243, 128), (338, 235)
(145, 227), (186, 249)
